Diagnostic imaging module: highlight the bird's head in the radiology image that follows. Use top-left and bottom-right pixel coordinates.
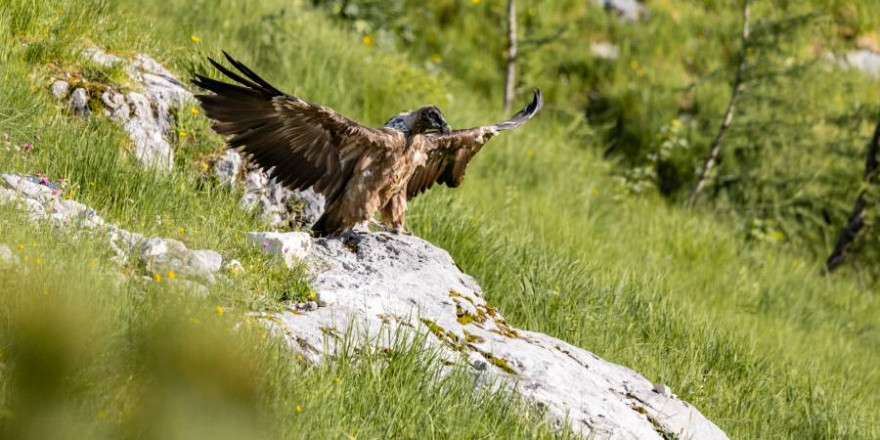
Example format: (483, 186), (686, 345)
(414, 106), (451, 134)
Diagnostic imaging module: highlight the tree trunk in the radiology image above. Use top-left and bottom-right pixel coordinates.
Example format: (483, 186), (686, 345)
(687, 0), (751, 207)
(504, 0), (517, 114)
(825, 116), (880, 272)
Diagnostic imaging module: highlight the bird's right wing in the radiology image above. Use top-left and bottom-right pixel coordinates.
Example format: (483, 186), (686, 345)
(407, 89), (543, 199)
(193, 52), (395, 203)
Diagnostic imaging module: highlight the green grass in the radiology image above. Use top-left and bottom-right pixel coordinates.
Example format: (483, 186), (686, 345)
(1, 0), (879, 439)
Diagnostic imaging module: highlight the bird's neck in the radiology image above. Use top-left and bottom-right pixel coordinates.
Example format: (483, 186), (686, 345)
(382, 111), (419, 135)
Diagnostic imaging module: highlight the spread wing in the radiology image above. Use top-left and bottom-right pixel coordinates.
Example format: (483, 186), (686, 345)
(407, 89), (543, 199)
(193, 52), (395, 204)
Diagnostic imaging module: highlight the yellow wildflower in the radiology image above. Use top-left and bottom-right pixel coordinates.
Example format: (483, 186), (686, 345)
(154, 273), (162, 282)
(167, 270), (177, 280)
(190, 35), (201, 43)
(526, 149), (534, 158)
(308, 290), (317, 300)
(472, 0), (481, 4)
(18, 243), (24, 251)
(201, 162), (210, 171)
(97, 410), (108, 420)
(295, 405), (303, 414)
(35, 257), (43, 266)
(362, 35), (373, 46)
(178, 130), (188, 138)
(296, 355), (303, 361)
(178, 226), (186, 234)
(215, 305), (224, 315)
(190, 108), (200, 115)
(88, 259), (96, 267)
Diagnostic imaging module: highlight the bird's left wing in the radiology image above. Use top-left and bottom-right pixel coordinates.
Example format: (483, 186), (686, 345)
(407, 89), (543, 200)
(193, 52), (395, 205)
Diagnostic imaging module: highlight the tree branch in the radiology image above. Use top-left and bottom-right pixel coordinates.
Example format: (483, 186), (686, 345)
(825, 115), (880, 272)
(687, 0), (751, 207)
(503, 0), (517, 114)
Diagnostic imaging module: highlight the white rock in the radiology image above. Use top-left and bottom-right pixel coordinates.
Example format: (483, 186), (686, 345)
(51, 80), (70, 99)
(67, 47), (195, 172)
(137, 238), (221, 281)
(652, 383), (673, 398)
(271, 233), (729, 440)
(226, 156), (324, 227)
(83, 47), (123, 67)
(248, 231), (312, 268)
(139, 237), (170, 259)
(594, 0), (646, 22)
(0, 173), (224, 283)
(124, 92), (175, 172)
(838, 49), (880, 77)
(0, 244), (19, 267)
(186, 249), (223, 277)
(214, 150), (242, 186)
(591, 42), (620, 60)
(102, 90), (130, 121)
(69, 88), (90, 117)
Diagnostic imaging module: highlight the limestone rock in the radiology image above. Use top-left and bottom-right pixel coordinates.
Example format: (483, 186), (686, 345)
(124, 92), (175, 171)
(594, 0), (646, 22)
(213, 150), (242, 186)
(83, 47), (123, 67)
(138, 237), (223, 283)
(838, 49), (880, 77)
(51, 47), (195, 172)
(69, 88), (90, 117)
(0, 244), (19, 267)
(51, 80), (70, 99)
(270, 233), (729, 440)
(591, 42), (620, 60)
(0, 173), (225, 284)
(248, 231), (312, 268)
(218, 151), (325, 228)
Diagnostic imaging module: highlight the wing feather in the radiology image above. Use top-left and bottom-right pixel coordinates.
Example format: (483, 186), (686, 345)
(193, 53), (395, 206)
(407, 89), (543, 199)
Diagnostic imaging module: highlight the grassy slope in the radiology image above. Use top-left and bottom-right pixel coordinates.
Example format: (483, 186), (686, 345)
(0, 0), (878, 439)
(0, 1), (571, 439)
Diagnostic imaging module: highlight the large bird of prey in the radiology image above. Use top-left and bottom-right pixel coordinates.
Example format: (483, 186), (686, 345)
(193, 53), (542, 236)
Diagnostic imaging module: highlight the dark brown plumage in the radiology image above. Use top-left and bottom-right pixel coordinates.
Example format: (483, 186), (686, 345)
(193, 52), (542, 236)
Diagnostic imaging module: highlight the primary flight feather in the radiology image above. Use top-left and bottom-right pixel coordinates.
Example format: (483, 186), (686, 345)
(193, 52), (543, 236)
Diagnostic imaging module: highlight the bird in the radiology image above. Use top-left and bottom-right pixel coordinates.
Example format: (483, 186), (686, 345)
(193, 52), (543, 236)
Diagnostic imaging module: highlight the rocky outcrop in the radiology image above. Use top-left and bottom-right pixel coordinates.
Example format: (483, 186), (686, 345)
(0, 173), (226, 286)
(51, 48), (323, 228)
(269, 232), (730, 440)
(213, 150), (326, 229)
(51, 47), (192, 171)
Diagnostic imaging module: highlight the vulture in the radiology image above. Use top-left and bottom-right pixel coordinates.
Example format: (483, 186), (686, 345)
(193, 53), (543, 236)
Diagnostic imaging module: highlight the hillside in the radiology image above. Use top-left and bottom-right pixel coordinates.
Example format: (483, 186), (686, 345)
(2, 0), (880, 439)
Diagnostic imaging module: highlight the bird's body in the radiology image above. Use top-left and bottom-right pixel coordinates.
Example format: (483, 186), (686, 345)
(193, 53), (542, 236)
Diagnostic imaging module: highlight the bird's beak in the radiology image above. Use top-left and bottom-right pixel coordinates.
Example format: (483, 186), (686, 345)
(440, 124), (451, 134)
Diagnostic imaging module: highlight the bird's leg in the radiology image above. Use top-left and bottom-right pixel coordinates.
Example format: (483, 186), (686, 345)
(366, 218), (390, 231)
(380, 191), (410, 235)
(391, 221), (412, 235)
